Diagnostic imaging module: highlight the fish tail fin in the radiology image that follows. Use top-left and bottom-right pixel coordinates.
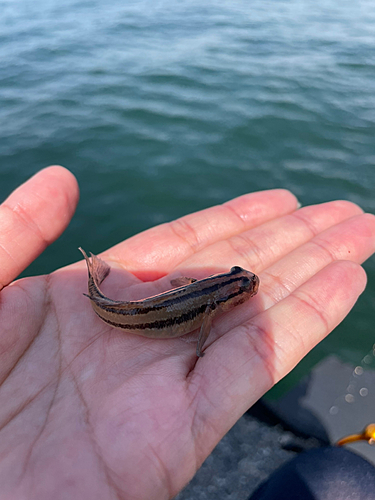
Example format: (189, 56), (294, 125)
(79, 247), (111, 289)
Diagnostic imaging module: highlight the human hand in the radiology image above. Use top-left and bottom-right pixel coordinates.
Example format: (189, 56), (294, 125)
(0, 167), (374, 500)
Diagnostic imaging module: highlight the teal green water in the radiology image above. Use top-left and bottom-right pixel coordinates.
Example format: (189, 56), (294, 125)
(1, 0), (374, 390)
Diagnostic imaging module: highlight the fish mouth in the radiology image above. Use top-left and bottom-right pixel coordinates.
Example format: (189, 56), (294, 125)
(251, 274), (260, 295)
(242, 272), (259, 296)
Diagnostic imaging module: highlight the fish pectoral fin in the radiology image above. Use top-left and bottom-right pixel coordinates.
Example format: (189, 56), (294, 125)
(170, 277), (197, 287)
(196, 301), (216, 358)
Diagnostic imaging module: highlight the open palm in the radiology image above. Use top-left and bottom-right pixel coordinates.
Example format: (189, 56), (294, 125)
(1, 167), (374, 500)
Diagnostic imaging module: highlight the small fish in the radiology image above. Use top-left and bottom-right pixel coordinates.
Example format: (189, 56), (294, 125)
(79, 248), (259, 357)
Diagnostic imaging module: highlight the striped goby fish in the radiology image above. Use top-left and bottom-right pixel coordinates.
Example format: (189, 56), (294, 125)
(79, 248), (259, 357)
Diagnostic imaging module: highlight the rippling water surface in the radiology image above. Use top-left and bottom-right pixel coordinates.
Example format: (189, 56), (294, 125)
(1, 0), (374, 387)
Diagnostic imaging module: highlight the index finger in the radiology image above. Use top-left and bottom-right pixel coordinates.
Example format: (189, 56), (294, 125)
(104, 189), (299, 280)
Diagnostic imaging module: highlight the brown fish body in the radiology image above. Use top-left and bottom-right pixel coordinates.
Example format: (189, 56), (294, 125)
(80, 248), (259, 356)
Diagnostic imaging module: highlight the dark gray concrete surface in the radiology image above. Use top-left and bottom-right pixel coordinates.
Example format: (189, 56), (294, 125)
(175, 356), (375, 499)
(268, 356), (375, 465)
(175, 411), (318, 500)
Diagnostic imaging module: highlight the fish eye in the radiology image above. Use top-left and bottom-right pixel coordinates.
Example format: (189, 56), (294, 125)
(231, 266), (243, 274)
(240, 277), (251, 289)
